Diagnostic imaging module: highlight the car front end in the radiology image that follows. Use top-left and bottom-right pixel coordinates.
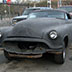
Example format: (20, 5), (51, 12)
(2, 18), (65, 56)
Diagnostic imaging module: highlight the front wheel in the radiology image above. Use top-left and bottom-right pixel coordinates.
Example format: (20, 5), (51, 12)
(54, 50), (66, 64)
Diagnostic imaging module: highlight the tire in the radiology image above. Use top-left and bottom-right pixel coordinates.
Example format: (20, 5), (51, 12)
(4, 50), (13, 61)
(54, 50), (66, 64)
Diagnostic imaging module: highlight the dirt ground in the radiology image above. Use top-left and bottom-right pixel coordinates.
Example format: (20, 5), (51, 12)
(0, 49), (72, 72)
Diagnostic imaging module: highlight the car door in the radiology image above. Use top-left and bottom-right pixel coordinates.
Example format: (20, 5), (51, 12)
(64, 13), (72, 45)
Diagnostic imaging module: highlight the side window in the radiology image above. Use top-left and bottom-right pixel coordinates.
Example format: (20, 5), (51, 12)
(67, 13), (72, 19)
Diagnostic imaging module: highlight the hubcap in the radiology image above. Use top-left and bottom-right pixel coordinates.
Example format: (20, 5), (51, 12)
(63, 51), (66, 60)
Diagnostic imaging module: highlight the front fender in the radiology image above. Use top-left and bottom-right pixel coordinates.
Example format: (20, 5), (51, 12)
(42, 25), (69, 49)
(0, 26), (13, 46)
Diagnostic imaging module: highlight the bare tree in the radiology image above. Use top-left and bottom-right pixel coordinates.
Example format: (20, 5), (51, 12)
(15, 0), (21, 4)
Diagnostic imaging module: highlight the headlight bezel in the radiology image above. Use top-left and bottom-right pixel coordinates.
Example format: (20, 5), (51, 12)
(49, 30), (58, 40)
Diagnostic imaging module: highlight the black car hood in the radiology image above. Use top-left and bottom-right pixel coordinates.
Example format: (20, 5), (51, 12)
(7, 18), (65, 38)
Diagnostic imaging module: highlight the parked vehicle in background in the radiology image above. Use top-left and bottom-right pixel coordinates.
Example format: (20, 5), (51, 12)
(12, 7), (52, 24)
(58, 6), (72, 18)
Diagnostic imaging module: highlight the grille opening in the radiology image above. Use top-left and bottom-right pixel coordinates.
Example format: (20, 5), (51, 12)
(18, 42), (38, 50)
(3, 41), (49, 50)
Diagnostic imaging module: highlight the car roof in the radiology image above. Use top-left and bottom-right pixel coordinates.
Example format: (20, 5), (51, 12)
(26, 7), (53, 10)
(31, 9), (68, 13)
(59, 5), (72, 8)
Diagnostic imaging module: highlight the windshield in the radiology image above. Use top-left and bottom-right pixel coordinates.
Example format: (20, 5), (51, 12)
(58, 7), (72, 12)
(22, 8), (40, 15)
(28, 11), (65, 19)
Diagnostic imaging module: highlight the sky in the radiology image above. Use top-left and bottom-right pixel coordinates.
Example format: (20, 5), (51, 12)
(0, 0), (16, 3)
(0, 0), (39, 3)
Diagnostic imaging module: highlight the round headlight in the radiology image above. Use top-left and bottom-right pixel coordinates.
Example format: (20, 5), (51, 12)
(49, 31), (58, 39)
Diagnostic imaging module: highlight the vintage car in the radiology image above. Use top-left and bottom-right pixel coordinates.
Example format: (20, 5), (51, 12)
(0, 9), (72, 64)
(12, 7), (52, 24)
